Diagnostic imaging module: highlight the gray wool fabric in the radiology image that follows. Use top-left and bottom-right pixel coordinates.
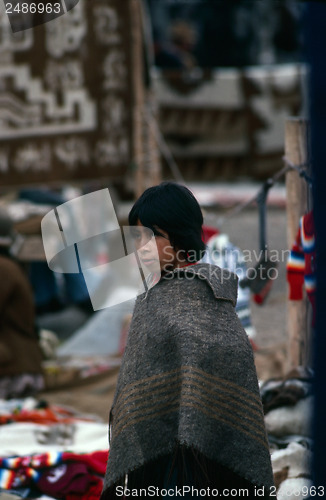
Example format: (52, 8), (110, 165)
(102, 263), (274, 492)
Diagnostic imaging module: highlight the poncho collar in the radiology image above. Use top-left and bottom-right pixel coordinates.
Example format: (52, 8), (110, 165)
(161, 262), (238, 307)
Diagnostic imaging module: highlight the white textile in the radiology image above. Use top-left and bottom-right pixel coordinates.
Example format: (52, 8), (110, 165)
(0, 421), (108, 457)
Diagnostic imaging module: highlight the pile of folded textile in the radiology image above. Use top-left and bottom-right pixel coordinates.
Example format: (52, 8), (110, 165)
(0, 398), (109, 500)
(261, 368), (314, 499)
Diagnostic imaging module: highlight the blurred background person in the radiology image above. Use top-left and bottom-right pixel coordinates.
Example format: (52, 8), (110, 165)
(0, 208), (44, 399)
(154, 20), (198, 70)
(18, 188), (95, 341)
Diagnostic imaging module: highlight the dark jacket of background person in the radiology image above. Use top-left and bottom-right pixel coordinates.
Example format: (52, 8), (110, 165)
(0, 255), (43, 377)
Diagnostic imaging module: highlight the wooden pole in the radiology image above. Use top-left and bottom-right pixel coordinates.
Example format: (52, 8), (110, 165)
(285, 118), (309, 370)
(144, 94), (162, 187)
(130, 0), (145, 199)
(129, 0), (162, 198)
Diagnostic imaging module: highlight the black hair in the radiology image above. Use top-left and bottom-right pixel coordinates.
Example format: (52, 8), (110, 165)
(128, 181), (206, 262)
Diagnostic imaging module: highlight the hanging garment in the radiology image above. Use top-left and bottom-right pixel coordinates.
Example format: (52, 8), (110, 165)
(101, 263), (274, 498)
(286, 211), (316, 326)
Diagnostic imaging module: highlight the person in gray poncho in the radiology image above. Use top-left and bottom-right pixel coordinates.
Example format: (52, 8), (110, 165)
(101, 182), (274, 499)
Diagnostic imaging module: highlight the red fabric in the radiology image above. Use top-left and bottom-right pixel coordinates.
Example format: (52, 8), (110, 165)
(67, 477), (103, 500)
(202, 225), (219, 244)
(62, 451), (108, 475)
(286, 226), (305, 300)
(0, 451), (108, 473)
(288, 272), (305, 300)
(286, 210), (316, 326)
(0, 451), (108, 497)
(0, 405), (96, 426)
(302, 211), (315, 277)
(249, 338), (258, 351)
(37, 463), (90, 497)
(253, 279), (274, 305)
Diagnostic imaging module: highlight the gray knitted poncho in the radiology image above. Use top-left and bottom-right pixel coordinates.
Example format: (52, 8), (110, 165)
(102, 263), (274, 496)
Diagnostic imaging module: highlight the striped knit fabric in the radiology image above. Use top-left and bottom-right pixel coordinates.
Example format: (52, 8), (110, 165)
(0, 452), (60, 489)
(0, 451), (108, 493)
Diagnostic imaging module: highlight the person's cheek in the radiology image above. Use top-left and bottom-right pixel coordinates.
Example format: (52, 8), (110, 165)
(162, 245), (175, 263)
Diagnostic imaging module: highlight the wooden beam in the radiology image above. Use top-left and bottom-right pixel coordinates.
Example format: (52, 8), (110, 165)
(285, 117), (309, 370)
